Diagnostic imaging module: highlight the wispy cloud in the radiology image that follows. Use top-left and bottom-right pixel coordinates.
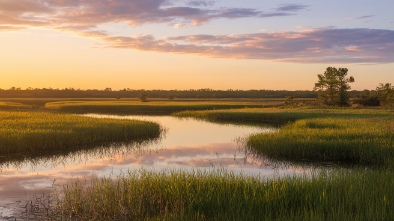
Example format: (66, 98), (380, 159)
(0, 25), (25, 31)
(275, 4), (309, 12)
(169, 23), (188, 28)
(345, 15), (375, 20)
(187, 0), (215, 7)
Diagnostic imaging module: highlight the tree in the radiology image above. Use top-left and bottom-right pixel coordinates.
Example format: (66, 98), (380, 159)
(354, 90), (380, 106)
(139, 93), (148, 102)
(284, 96), (294, 106)
(314, 67), (354, 106)
(376, 83), (394, 106)
(168, 94), (175, 100)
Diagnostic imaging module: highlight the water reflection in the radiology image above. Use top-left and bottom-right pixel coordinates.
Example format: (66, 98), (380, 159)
(1, 115), (312, 219)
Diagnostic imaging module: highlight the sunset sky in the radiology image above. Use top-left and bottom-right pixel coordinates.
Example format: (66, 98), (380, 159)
(1, 0), (393, 90)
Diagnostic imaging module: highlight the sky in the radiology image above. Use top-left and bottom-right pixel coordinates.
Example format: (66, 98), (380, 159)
(0, 0), (393, 90)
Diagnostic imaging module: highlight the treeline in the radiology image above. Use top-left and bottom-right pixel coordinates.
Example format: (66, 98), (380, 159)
(1, 87), (390, 104)
(0, 88), (321, 99)
(1, 87), (392, 106)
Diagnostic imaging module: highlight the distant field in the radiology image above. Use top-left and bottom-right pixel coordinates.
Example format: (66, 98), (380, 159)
(0, 98), (288, 114)
(43, 99), (283, 115)
(0, 101), (32, 110)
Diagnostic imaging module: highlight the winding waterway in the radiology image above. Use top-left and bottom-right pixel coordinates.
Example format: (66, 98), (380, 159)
(0, 115), (310, 220)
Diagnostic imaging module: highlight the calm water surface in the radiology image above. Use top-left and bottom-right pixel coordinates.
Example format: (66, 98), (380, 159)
(0, 115), (311, 219)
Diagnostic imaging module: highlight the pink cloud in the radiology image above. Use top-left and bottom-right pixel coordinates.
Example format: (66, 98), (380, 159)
(0, 0), (304, 30)
(345, 15), (374, 20)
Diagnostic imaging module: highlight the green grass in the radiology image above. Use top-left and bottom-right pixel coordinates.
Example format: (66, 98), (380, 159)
(45, 169), (393, 221)
(174, 108), (394, 167)
(43, 100), (278, 115)
(0, 111), (161, 163)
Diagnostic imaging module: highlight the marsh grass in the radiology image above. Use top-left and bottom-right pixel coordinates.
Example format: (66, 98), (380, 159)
(41, 169), (394, 221)
(0, 111), (161, 164)
(175, 108), (394, 167)
(0, 101), (32, 110)
(174, 107), (392, 124)
(249, 117), (394, 167)
(0, 98), (84, 110)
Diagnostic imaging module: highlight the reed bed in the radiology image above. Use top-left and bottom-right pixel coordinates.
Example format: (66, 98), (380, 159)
(175, 108), (394, 167)
(44, 100), (268, 115)
(44, 169), (394, 221)
(0, 111), (161, 163)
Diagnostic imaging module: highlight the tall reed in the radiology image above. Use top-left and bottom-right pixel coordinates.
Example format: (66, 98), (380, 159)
(46, 169), (394, 221)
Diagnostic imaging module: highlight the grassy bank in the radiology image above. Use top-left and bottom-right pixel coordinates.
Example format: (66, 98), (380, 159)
(0, 111), (161, 163)
(46, 169), (393, 221)
(174, 108), (394, 167)
(43, 100), (278, 115)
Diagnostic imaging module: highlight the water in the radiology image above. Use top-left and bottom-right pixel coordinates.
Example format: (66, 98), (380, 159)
(0, 115), (310, 219)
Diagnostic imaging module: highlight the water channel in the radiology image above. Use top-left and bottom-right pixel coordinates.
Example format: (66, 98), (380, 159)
(0, 115), (311, 219)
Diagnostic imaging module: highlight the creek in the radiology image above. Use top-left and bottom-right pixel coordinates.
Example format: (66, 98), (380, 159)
(0, 115), (310, 219)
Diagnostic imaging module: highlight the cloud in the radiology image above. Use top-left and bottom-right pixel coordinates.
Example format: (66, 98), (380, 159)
(0, 0), (298, 31)
(0, 1), (391, 64)
(170, 23), (188, 28)
(275, 4), (309, 12)
(0, 0), (52, 14)
(0, 25), (25, 31)
(187, 0), (215, 7)
(345, 15), (375, 20)
(102, 28), (394, 63)
(345, 46), (362, 52)
(0, 0), (307, 38)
